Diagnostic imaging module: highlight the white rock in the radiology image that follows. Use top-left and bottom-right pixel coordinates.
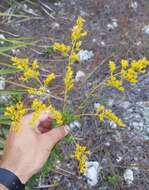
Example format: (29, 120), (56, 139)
(123, 169), (134, 185)
(54, 2), (61, 6)
(78, 50), (94, 62)
(107, 98), (114, 106)
(94, 102), (101, 109)
(69, 120), (81, 130)
(136, 41), (141, 46)
(0, 77), (5, 90)
(116, 155), (123, 162)
(0, 77), (10, 103)
(51, 22), (60, 29)
(110, 121), (117, 129)
(0, 34), (6, 45)
(75, 70), (86, 82)
(92, 38), (96, 43)
(131, 1), (138, 10)
(121, 101), (130, 109)
(84, 161), (100, 186)
(0, 95), (10, 103)
(73, 121), (81, 128)
(104, 142), (110, 147)
(11, 49), (21, 56)
(107, 19), (118, 30)
(142, 25), (149, 35)
(100, 41), (106, 46)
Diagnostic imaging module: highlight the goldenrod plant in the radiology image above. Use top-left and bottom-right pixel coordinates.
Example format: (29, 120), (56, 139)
(2, 16), (149, 183)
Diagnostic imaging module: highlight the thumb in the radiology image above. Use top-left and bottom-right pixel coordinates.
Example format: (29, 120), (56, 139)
(41, 125), (70, 148)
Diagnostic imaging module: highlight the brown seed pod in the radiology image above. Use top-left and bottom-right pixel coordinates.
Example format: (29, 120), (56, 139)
(38, 116), (53, 133)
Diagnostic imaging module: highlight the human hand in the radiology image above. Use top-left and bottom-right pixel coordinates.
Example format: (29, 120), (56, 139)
(0, 112), (69, 184)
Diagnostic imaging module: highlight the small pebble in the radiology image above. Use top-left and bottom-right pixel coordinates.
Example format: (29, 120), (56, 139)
(0, 34), (5, 45)
(123, 169), (134, 186)
(84, 161), (100, 186)
(78, 50), (94, 62)
(142, 25), (149, 35)
(75, 70), (86, 82)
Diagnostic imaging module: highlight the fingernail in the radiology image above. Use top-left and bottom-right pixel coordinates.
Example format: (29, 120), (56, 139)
(64, 125), (70, 135)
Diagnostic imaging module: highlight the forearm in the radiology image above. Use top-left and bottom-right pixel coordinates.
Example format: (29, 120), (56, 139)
(0, 184), (8, 190)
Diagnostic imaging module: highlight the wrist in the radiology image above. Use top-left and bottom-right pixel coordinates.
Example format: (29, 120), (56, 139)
(0, 162), (29, 184)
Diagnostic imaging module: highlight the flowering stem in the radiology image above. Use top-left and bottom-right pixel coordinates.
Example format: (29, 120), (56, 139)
(63, 40), (76, 111)
(5, 80), (30, 89)
(76, 113), (97, 117)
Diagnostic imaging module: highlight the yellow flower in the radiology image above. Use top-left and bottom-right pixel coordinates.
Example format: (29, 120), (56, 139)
(74, 143), (90, 173)
(30, 99), (46, 125)
(106, 76), (124, 92)
(75, 41), (82, 51)
(4, 101), (27, 132)
(53, 42), (70, 53)
(64, 65), (74, 92)
(70, 52), (79, 62)
(76, 16), (86, 27)
(20, 68), (39, 81)
(71, 16), (87, 41)
(109, 61), (116, 73)
(96, 105), (125, 127)
(120, 59), (129, 69)
(44, 73), (56, 85)
(32, 59), (39, 69)
(11, 56), (29, 70)
(48, 105), (63, 125)
(11, 56), (40, 81)
(27, 87), (47, 95)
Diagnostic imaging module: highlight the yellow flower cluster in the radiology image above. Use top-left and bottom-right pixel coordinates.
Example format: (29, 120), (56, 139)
(120, 58), (149, 84)
(4, 101), (27, 132)
(53, 16), (87, 95)
(11, 57), (39, 81)
(106, 61), (124, 92)
(71, 16), (87, 42)
(44, 73), (56, 86)
(96, 105), (125, 127)
(27, 87), (47, 95)
(53, 42), (70, 53)
(48, 105), (63, 125)
(107, 76), (124, 92)
(74, 143), (90, 174)
(106, 58), (149, 92)
(30, 99), (46, 125)
(64, 65), (74, 92)
(30, 99), (63, 126)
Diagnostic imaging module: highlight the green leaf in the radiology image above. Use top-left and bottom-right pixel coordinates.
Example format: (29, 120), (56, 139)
(0, 43), (30, 53)
(0, 90), (25, 96)
(0, 68), (20, 75)
(0, 12), (31, 18)
(0, 116), (11, 125)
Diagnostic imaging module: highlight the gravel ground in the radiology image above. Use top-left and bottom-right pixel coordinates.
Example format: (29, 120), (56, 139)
(0, 0), (149, 189)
